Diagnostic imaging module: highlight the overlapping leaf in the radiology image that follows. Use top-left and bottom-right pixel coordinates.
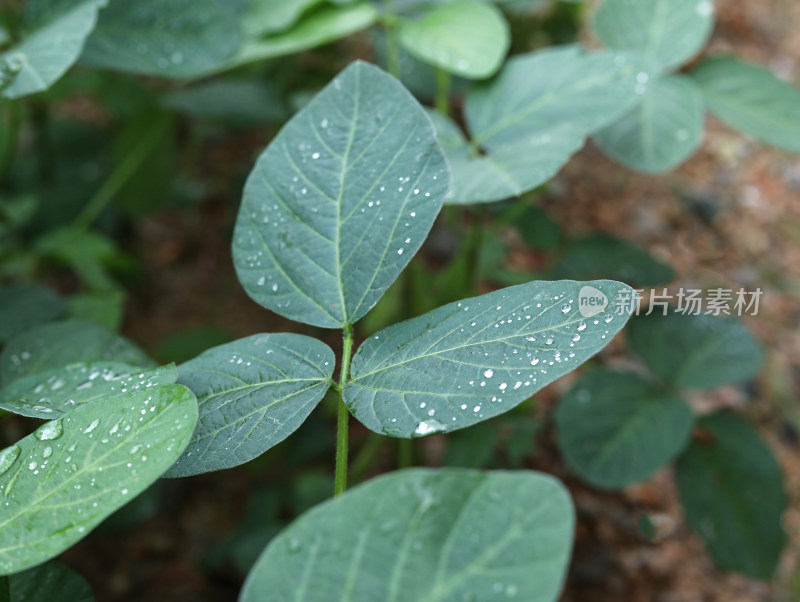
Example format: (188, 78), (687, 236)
(80, 0), (241, 78)
(0, 284), (65, 343)
(241, 469), (574, 602)
(0, 362), (177, 419)
(594, 75), (705, 173)
(555, 371), (693, 489)
(166, 334), (334, 477)
(627, 310), (764, 390)
(677, 412), (787, 579)
(431, 46), (647, 204)
(593, 0), (715, 73)
(8, 562), (93, 602)
(398, 0), (510, 79)
(1, 0), (107, 99)
(690, 56), (800, 153)
(0, 320), (153, 384)
(0, 385), (198, 574)
(344, 279), (634, 437)
(233, 61), (450, 328)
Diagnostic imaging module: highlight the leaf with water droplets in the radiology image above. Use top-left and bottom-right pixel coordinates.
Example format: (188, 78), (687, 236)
(0, 384), (198, 575)
(344, 279), (634, 438)
(555, 371), (694, 489)
(8, 561), (93, 602)
(689, 55), (800, 153)
(627, 309), (764, 390)
(434, 46), (646, 204)
(233, 61), (450, 328)
(0, 362), (177, 419)
(165, 334), (334, 478)
(397, 0), (509, 79)
(1, 0), (107, 99)
(594, 75), (705, 173)
(593, 0), (714, 74)
(241, 468), (573, 602)
(0, 284), (65, 344)
(0, 320), (153, 384)
(676, 412), (787, 580)
(80, 0), (241, 78)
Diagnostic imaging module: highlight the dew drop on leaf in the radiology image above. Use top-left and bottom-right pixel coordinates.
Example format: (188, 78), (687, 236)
(34, 419), (64, 441)
(0, 445), (20, 476)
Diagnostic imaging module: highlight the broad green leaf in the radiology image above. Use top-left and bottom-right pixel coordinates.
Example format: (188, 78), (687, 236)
(1, 0), (107, 99)
(344, 279), (634, 437)
(229, 3), (378, 69)
(0, 284), (65, 344)
(398, 0), (510, 79)
(0, 384), (198, 574)
(467, 46), (647, 148)
(66, 291), (125, 331)
(165, 334), (334, 478)
(594, 75), (705, 173)
(80, 0), (241, 78)
(690, 56), (800, 153)
(244, 0), (357, 37)
(429, 110), (585, 205)
(555, 371), (693, 489)
(437, 46), (646, 204)
(0, 362), (177, 419)
(241, 469), (574, 602)
(0, 320), (154, 384)
(233, 61), (450, 328)
(550, 234), (675, 287)
(593, 0), (714, 73)
(9, 562), (93, 602)
(676, 412), (787, 579)
(627, 310), (763, 390)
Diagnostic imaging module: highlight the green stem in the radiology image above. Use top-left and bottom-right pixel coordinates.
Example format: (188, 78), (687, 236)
(334, 324), (354, 496)
(435, 68), (451, 116)
(398, 438), (412, 469)
(73, 122), (163, 230)
(384, 0), (401, 78)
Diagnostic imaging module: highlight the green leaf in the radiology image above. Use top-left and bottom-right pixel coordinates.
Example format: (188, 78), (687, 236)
(550, 234), (675, 287)
(229, 3), (378, 69)
(593, 0), (714, 73)
(1, 0), (107, 99)
(66, 291), (125, 331)
(690, 56), (800, 153)
(0, 284), (65, 344)
(0, 362), (177, 419)
(241, 468), (574, 602)
(555, 371), (694, 489)
(0, 320), (154, 384)
(627, 310), (764, 390)
(244, 0), (357, 37)
(676, 412), (787, 579)
(0, 384), (198, 574)
(165, 334), (334, 478)
(398, 0), (510, 79)
(436, 46), (646, 204)
(344, 279), (634, 438)
(233, 61), (450, 328)
(80, 0), (241, 78)
(9, 562), (93, 602)
(594, 75), (705, 173)
(429, 110), (585, 205)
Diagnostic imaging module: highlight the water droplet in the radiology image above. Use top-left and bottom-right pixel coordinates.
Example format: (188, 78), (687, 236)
(561, 304), (571, 314)
(572, 334), (581, 342)
(577, 321), (587, 331)
(42, 446), (53, 459)
(287, 538), (303, 553)
(414, 419), (444, 436)
(34, 419), (63, 441)
(0, 446), (20, 476)
(83, 419), (100, 434)
(484, 369), (494, 378)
